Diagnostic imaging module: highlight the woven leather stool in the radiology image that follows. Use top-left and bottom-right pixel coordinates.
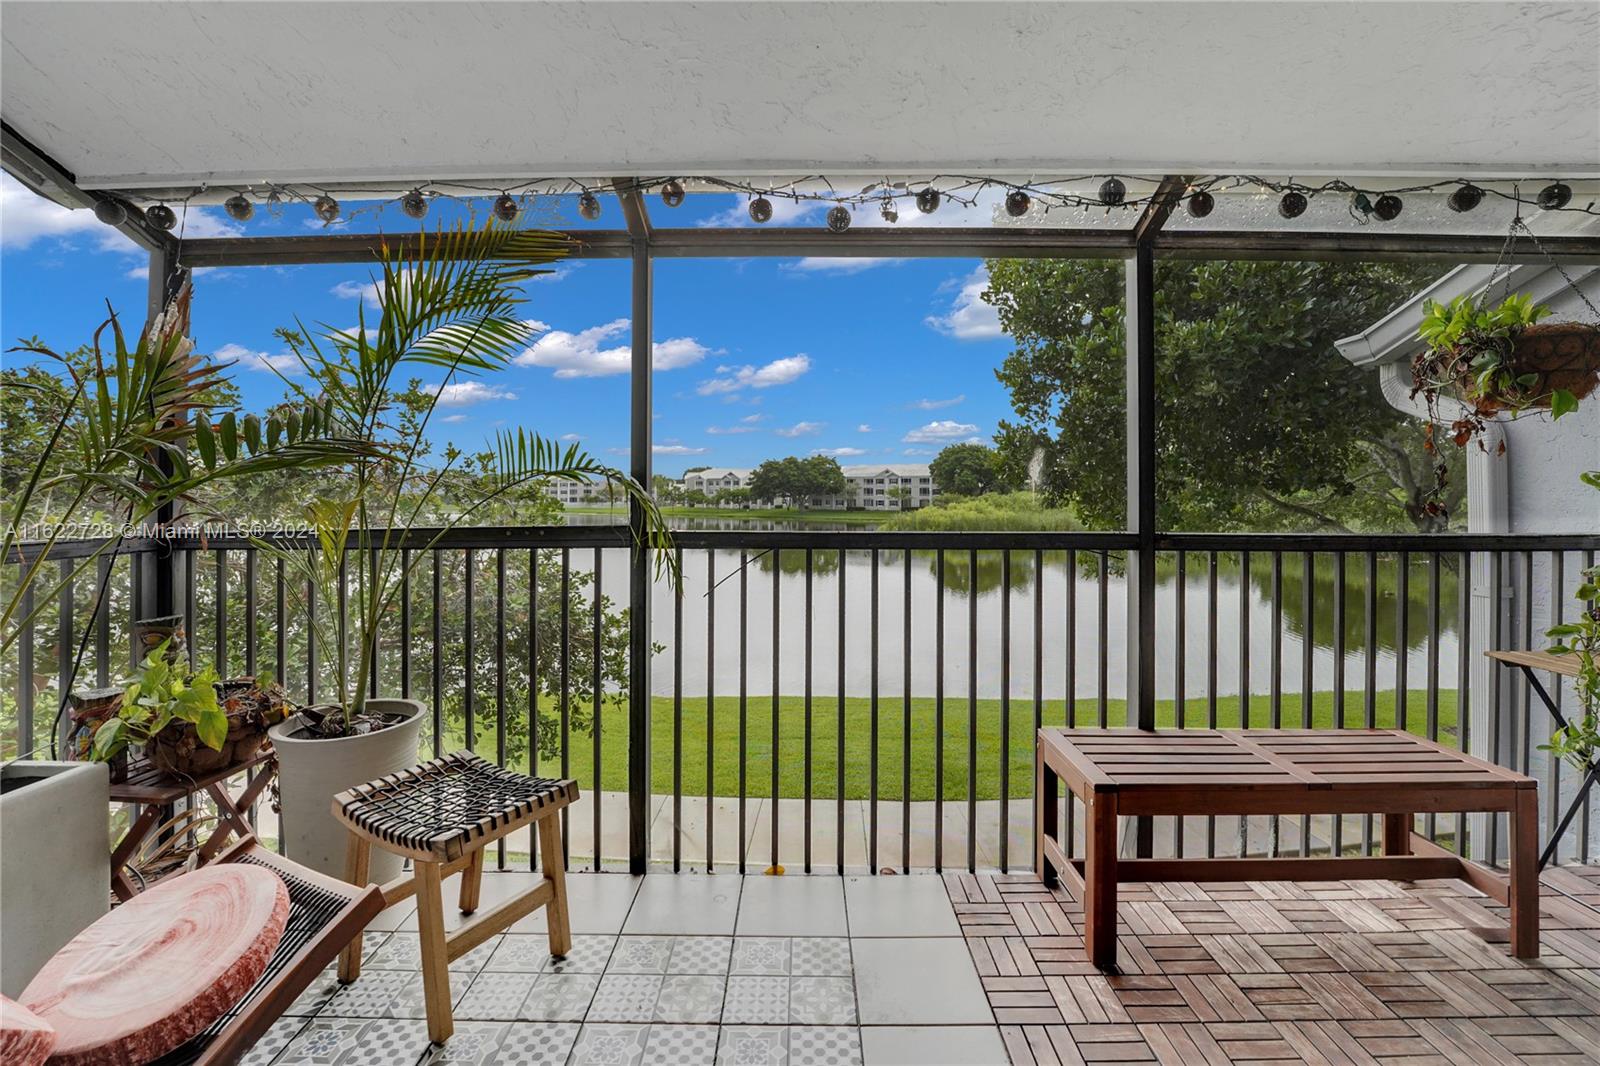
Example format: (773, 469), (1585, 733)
(331, 751), (578, 1042)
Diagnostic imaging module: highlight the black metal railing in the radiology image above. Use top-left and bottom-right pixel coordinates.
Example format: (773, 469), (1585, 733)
(5, 527), (1596, 873)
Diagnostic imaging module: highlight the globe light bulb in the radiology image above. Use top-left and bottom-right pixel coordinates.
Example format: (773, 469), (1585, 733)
(1098, 178), (1126, 206)
(146, 204), (177, 231)
(401, 189), (429, 219)
(826, 205), (851, 233)
(915, 187), (941, 214)
(314, 195), (341, 223)
(749, 196), (774, 223)
(660, 180), (685, 208)
(1005, 190), (1032, 217)
(223, 194), (254, 222)
(493, 194), (519, 222)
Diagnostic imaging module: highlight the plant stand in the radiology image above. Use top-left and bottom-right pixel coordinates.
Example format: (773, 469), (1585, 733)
(108, 750), (277, 902)
(1488, 648), (1600, 869)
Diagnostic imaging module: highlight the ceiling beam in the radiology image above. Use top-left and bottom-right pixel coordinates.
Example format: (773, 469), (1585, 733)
(611, 177), (652, 241)
(1130, 174), (1192, 245)
(2, 121), (172, 253)
(168, 223), (1600, 269)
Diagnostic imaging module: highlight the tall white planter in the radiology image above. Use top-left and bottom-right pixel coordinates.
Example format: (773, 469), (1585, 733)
(0, 761), (109, 997)
(268, 698), (425, 882)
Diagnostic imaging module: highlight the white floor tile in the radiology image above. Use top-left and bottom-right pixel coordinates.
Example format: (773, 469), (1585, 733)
(623, 873), (742, 935)
(859, 1025), (1009, 1065)
(736, 876), (848, 936)
(844, 875), (960, 936)
(851, 938), (992, 1025)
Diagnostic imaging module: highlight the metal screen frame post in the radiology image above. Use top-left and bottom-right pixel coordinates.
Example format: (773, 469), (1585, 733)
(1125, 239), (1160, 858)
(142, 242), (188, 620)
(617, 180), (655, 874)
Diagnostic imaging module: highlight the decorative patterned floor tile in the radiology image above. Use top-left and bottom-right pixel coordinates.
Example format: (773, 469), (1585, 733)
(788, 939), (851, 977)
(286, 969), (344, 1016)
(641, 1024), (722, 1065)
(421, 1021), (581, 1065)
(723, 976), (790, 1024)
(589, 973), (666, 1022)
(454, 972), (540, 1021)
(608, 936), (675, 974)
(731, 938), (791, 976)
(787, 1027), (861, 1066)
(519, 972), (602, 1021)
(274, 1018), (432, 1066)
(715, 1025), (788, 1066)
(238, 1016), (307, 1065)
(486, 933), (614, 974)
(369, 932), (499, 973)
(653, 975), (726, 1023)
(570, 1023), (650, 1066)
(665, 936), (733, 975)
(318, 969), (436, 1019)
(788, 977), (856, 1025)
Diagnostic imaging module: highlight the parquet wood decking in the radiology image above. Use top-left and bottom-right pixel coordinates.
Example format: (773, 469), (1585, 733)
(947, 865), (1600, 1065)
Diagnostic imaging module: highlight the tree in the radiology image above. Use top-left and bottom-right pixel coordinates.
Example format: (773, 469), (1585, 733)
(984, 258), (1452, 532)
(930, 442), (1010, 497)
(886, 485), (911, 509)
(747, 455), (847, 509)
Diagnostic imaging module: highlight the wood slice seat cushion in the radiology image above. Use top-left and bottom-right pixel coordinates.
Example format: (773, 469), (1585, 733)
(21, 865), (288, 1066)
(335, 750), (578, 861)
(0, 995), (56, 1066)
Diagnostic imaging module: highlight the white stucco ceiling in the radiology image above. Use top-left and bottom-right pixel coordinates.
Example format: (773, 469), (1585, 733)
(2, 1), (1597, 193)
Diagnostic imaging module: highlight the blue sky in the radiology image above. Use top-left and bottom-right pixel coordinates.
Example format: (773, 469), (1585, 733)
(1, 177), (1016, 477)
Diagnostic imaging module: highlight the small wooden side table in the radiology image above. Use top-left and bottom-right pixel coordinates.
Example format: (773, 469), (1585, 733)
(108, 750), (277, 901)
(1487, 647), (1599, 868)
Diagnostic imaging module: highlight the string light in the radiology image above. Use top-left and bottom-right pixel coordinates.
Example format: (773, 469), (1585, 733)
(314, 195), (341, 223)
(826, 205), (851, 232)
(660, 180), (685, 208)
(577, 191), (602, 220)
(879, 197), (898, 224)
(1186, 190), (1215, 218)
(492, 193), (520, 222)
(1539, 182), (1572, 211)
(748, 196), (774, 223)
(915, 187), (941, 214)
(1277, 191), (1308, 219)
(93, 199), (128, 226)
(1005, 189), (1032, 217)
(1098, 178), (1126, 206)
(1373, 194), (1404, 221)
(401, 189), (429, 219)
(224, 194), (254, 221)
(146, 204), (177, 231)
(1448, 185), (1483, 213)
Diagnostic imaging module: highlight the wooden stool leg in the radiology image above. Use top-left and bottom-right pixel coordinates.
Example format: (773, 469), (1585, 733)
(1035, 756), (1058, 888)
(415, 860), (454, 1044)
(459, 847), (484, 914)
(1084, 790), (1119, 972)
(337, 834), (372, 983)
(537, 815), (572, 957)
(1383, 813), (1413, 856)
(1510, 788), (1540, 959)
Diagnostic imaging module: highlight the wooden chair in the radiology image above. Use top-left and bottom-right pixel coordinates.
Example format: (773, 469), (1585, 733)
(150, 839), (384, 1065)
(330, 751), (578, 1044)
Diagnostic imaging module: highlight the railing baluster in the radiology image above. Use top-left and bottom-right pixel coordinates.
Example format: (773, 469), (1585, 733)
(1547, 551), (1564, 861)
(244, 549), (257, 678)
(739, 549), (748, 874)
(705, 549), (715, 872)
(935, 549), (945, 872)
(673, 546), (684, 873)
(368, 548), (380, 701)
(1066, 548), (1077, 854)
(1032, 548), (1043, 864)
(1362, 550), (1377, 853)
(431, 550), (443, 759)
(803, 548), (813, 872)
(1583, 548), (1597, 865)
(215, 548), (228, 678)
(56, 559), (73, 757)
(970, 546), (979, 873)
(870, 547), (881, 873)
(1238, 549), (1250, 855)
(94, 556), (112, 689)
(1520, 550), (1534, 776)
(1300, 551), (1312, 856)
(1489, 550), (1504, 861)
(592, 547), (603, 871)
(464, 549), (476, 752)
(1270, 550), (1282, 857)
(1332, 551), (1347, 856)
(1426, 551), (1441, 843)
(1001, 548), (1011, 871)
(1175, 549), (1187, 858)
(902, 549), (912, 873)
(274, 556), (285, 687)
(837, 548), (847, 874)
(1457, 549), (1471, 858)
(529, 548), (539, 870)
(18, 584), (34, 757)
(1096, 551), (1108, 727)
(559, 548), (571, 867)
(1397, 552), (1410, 742)
(496, 548), (507, 868)
(400, 549), (411, 702)
(771, 549), (781, 871)
(305, 563), (317, 706)
(1206, 550), (1219, 857)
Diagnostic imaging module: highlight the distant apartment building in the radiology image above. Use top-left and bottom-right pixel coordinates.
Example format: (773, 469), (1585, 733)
(552, 464), (936, 510)
(543, 479), (620, 506)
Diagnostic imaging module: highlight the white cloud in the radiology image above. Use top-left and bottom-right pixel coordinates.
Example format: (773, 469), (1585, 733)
(857, 424), (872, 433)
(813, 446), (866, 457)
(1, 173), (238, 250)
(440, 414), (470, 424)
(902, 419), (980, 443)
(331, 279), (381, 306)
(925, 267), (1003, 340)
(561, 433), (583, 442)
(912, 394), (965, 410)
(513, 318), (709, 378)
(654, 443), (708, 456)
(784, 257), (904, 275)
(775, 420), (825, 438)
(214, 342), (300, 374)
(707, 413), (765, 436)
(697, 355), (811, 395)
(432, 381), (516, 407)
(903, 448), (934, 456)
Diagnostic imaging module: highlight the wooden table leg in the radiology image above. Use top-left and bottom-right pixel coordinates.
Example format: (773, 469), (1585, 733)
(459, 847), (485, 914)
(1084, 790), (1119, 972)
(338, 834), (372, 983)
(110, 803), (164, 901)
(415, 860), (455, 1044)
(1383, 813), (1413, 856)
(538, 815), (573, 957)
(1510, 788), (1540, 959)
(1035, 754), (1058, 888)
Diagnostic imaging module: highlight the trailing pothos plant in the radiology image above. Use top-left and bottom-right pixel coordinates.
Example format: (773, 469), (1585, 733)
(1540, 470), (1600, 773)
(257, 220), (675, 739)
(91, 639), (226, 763)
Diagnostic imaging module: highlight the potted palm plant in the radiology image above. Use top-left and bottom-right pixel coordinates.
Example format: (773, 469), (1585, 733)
(263, 222), (672, 879)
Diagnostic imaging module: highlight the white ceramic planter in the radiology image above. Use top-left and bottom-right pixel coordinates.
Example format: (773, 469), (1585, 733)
(268, 698), (426, 882)
(0, 761), (110, 997)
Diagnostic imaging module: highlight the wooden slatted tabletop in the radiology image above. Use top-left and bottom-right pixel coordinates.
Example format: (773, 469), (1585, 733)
(1035, 727), (1541, 971)
(1485, 647), (1591, 678)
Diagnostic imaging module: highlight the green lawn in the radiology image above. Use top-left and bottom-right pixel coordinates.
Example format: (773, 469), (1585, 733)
(450, 689), (1459, 802)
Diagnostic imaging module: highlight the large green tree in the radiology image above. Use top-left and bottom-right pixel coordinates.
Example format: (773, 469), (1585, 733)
(985, 258), (1454, 532)
(930, 442), (1012, 497)
(747, 455), (847, 508)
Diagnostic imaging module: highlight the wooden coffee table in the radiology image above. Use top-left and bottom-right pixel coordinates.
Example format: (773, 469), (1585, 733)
(1035, 728), (1540, 971)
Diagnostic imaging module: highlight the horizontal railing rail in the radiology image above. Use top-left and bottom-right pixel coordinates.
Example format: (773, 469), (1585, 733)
(5, 526), (1595, 874)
